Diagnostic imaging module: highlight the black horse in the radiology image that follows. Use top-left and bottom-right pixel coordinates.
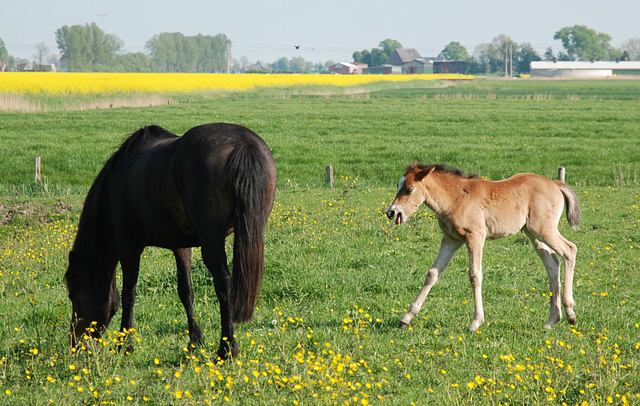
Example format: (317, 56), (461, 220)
(65, 123), (277, 359)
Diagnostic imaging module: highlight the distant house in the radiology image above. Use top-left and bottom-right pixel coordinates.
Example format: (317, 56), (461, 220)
(368, 48), (444, 74)
(328, 62), (367, 75)
(34, 64), (57, 72)
(386, 48), (423, 66)
(530, 61), (640, 78)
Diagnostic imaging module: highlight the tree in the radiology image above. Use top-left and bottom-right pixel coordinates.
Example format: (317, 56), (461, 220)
(146, 32), (229, 73)
(438, 42), (470, 61)
(553, 25), (618, 61)
(289, 56), (312, 73)
(353, 39), (402, 66)
(114, 52), (155, 72)
(514, 43), (541, 74)
(33, 42), (49, 71)
(620, 38), (640, 60)
(275, 56), (290, 72)
(470, 35), (515, 75)
(0, 38), (8, 61)
(0, 38), (12, 71)
(56, 23), (122, 71)
(379, 39), (402, 58)
(543, 47), (555, 62)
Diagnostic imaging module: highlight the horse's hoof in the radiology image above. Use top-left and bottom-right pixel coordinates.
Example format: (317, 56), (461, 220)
(398, 320), (410, 329)
(189, 331), (205, 347)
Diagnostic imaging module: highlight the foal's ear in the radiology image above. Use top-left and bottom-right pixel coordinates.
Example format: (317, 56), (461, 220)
(414, 166), (436, 182)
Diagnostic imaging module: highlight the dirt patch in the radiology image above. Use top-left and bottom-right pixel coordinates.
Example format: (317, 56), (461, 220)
(0, 200), (73, 226)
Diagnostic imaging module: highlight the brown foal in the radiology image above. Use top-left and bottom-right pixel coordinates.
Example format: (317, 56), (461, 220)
(386, 162), (580, 332)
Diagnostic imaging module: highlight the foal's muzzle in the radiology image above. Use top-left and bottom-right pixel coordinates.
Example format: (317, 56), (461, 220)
(386, 206), (406, 225)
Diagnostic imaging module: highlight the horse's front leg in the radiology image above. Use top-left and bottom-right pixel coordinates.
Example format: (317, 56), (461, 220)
(119, 247), (143, 354)
(399, 235), (462, 328)
(174, 248), (205, 346)
(201, 239), (238, 360)
(466, 235), (485, 332)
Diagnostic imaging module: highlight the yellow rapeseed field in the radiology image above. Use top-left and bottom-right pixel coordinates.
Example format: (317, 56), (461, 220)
(0, 72), (473, 94)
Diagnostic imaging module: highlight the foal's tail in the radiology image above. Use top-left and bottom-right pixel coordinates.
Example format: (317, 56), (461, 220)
(555, 181), (581, 230)
(226, 141), (276, 323)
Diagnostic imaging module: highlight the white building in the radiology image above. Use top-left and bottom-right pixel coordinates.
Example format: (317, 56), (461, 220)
(530, 61), (640, 78)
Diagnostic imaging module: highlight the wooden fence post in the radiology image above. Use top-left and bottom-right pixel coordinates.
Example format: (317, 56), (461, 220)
(326, 165), (334, 187)
(35, 157), (42, 183)
(558, 167), (565, 182)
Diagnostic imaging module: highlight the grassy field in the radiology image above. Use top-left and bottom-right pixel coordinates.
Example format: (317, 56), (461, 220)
(0, 78), (639, 405)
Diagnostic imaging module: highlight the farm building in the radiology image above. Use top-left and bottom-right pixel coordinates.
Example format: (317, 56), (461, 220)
(433, 61), (467, 74)
(364, 48), (443, 74)
(530, 61), (640, 78)
(364, 64), (399, 75)
(328, 62), (367, 75)
(385, 48), (423, 66)
(404, 59), (432, 74)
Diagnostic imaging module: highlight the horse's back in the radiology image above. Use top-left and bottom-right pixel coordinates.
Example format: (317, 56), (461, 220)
(110, 123), (275, 248)
(175, 123), (276, 191)
(174, 123), (276, 235)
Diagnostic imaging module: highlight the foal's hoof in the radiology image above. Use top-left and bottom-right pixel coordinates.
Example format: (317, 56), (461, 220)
(397, 320), (410, 329)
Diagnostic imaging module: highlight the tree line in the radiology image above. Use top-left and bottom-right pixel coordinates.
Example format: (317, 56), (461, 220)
(1, 23), (639, 74)
(354, 26), (639, 76)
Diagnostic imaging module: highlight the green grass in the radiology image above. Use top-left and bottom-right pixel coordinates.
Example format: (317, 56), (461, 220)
(1, 79), (639, 405)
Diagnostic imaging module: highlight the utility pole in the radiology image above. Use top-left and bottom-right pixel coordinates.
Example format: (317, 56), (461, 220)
(226, 40), (231, 74)
(505, 44), (508, 77)
(505, 43), (513, 77)
(509, 43), (513, 77)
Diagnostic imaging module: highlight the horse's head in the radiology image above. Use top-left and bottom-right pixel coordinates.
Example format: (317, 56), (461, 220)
(386, 161), (435, 225)
(65, 251), (120, 349)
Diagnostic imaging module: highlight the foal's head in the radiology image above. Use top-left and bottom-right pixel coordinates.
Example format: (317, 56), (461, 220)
(65, 251), (120, 348)
(386, 162), (436, 225)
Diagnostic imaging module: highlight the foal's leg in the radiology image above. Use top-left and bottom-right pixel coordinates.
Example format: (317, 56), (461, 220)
(466, 235), (486, 332)
(174, 248), (204, 346)
(534, 230), (578, 326)
(524, 230), (562, 328)
(201, 237), (238, 360)
(399, 235), (462, 328)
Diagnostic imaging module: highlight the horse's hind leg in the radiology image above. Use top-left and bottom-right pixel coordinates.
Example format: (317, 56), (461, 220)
(525, 230), (563, 328)
(201, 237), (238, 360)
(174, 248), (204, 346)
(399, 235), (462, 328)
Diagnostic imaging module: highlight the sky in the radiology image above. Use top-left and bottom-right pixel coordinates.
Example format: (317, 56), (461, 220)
(3, 0), (639, 64)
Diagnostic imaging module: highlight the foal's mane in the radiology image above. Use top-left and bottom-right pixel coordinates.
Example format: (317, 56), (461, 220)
(409, 162), (480, 179)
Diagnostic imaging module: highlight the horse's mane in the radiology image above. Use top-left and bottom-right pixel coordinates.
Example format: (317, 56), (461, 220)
(82, 126), (176, 218)
(408, 162), (480, 179)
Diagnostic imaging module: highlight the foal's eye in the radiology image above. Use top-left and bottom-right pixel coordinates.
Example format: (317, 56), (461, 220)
(405, 188), (414, 195)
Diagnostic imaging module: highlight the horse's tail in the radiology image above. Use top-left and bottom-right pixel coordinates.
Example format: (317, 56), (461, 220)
(555, 181), (581, 230)
(226, 141), (275, 323)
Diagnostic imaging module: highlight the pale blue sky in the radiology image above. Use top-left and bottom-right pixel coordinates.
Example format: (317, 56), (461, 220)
(3, 0), (639, 63)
